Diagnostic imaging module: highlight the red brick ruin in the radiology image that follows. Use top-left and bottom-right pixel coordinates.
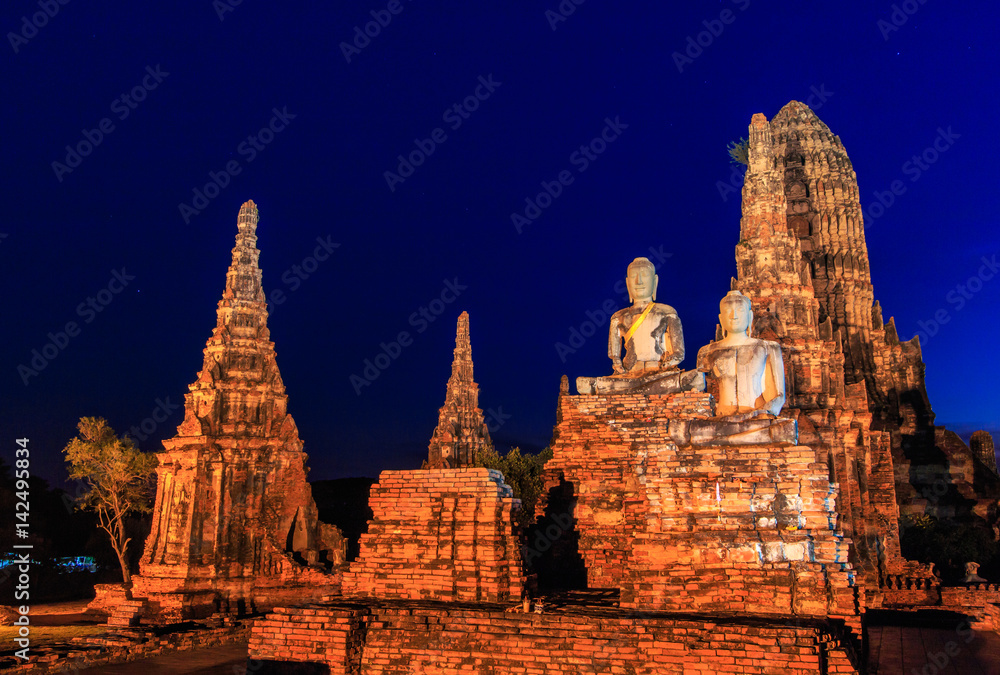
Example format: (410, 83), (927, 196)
(115, 201), (346, 625)
(133, 103), (999, 672)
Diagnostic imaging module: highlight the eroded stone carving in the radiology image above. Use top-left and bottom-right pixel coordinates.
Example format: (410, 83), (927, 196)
(697, 290), (786, 419)
(963, 561), (987, 583)
(577, 257), (705, 395)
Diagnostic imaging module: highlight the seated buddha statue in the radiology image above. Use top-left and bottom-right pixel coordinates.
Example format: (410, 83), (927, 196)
(696, 291), (786, 419)
(576, 257), (705, 395)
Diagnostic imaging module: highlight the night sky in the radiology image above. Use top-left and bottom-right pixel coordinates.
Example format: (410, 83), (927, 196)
(4, 2), (999, 486)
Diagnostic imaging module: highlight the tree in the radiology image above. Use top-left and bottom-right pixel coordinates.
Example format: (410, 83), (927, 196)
(727, 136), (749, 165)
(62, 417), (157, 586)
(475, 446), (553, 532)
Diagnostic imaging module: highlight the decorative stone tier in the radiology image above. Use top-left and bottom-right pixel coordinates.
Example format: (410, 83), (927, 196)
(539, 392), (860, 634)
(250, 601), (862, 674)
(341, 469), (524, 603)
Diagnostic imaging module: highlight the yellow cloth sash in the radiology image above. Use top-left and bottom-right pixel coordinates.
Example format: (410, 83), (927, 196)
(624, 302), (655, 343)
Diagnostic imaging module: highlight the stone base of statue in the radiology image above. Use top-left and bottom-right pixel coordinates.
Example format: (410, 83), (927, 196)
(576, 368), (706, 396)
(671, 415), (798, 446)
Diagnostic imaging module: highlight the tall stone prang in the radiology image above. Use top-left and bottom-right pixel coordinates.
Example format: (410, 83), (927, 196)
(770, 102), (880, 403)
(423, 311), (492, 469)
(130, 200), (345, 623)
(971, 430), (997, 473)
(731, 112), (894, 598)
(744, 102), (1000, 599)
(769, 102), (999, 517)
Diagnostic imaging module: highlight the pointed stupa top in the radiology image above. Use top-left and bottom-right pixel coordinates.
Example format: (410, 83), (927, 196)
(772, 101), (835, 136)
(172, 200), (296, 441)
(218, 199), (267, 331)
(450, 311), (474, 385)
(423, 311), (492, 469)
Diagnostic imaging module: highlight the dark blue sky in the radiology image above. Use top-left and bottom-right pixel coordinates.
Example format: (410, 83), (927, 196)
(4, 1), (999, 484)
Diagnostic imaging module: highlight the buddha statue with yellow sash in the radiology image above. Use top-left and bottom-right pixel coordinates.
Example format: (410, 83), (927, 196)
(576, 257), (705, 395)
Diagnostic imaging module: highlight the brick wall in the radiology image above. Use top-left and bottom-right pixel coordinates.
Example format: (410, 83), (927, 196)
(537, 392), (713, 589)
(341, 468), (523, 603)
(250, 601), (862, 674)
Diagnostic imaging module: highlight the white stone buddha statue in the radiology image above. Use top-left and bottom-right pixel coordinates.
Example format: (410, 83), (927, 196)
(577, 257), (704, 395)
(697, 291), (786, 418)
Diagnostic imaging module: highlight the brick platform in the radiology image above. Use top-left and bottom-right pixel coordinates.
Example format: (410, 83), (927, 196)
(250, 600), (862, 674)
(539, 392), (860, 635)
(621, 440), (857, 621)
(537, 392), (714, 589)
(341, 468), (524, 603)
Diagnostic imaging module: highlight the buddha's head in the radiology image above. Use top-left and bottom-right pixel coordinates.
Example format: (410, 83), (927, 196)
(719, 290), (753, 337)
(626, 257), (658, 303)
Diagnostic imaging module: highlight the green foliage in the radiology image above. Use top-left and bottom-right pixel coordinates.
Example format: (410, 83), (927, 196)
(727, 137), (749, 166)
(62, 417), (157, 584)
(900, 514), (999, 580)
(475, 446), (553, 531)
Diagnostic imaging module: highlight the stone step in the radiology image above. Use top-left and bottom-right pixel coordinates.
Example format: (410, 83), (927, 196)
(107, 598), (148, 627)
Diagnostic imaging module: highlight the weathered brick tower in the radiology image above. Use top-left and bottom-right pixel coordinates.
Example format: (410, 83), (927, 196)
(770, 102), (880, 404)
(768, 101), (999, 539)
(423, 311), (492, 469)
(734, 111), (899, 600)
(131, 200), (345, 622)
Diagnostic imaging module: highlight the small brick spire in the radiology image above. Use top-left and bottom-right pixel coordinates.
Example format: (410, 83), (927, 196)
(424, 312), (492, 469)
